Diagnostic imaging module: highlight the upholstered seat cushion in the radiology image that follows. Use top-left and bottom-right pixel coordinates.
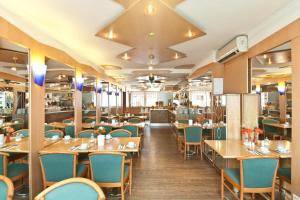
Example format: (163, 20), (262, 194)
(278, 168), (291, 181)
(76, 164), (87, 177)
(7, 163), (28, 178)
(224, 168), (240, 185)
(0, 180), (8, 200)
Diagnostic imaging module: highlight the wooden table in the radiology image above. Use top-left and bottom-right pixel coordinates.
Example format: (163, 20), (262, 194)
(95, 122), (145, 129)
(205, 139), (291, 159)
(40, 137), (141, 153)
(264, 123), (292, 138)
(173, 123), (220, 130)
(48, 122), (68, 129)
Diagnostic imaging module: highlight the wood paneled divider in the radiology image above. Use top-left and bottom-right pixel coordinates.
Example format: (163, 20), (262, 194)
(226, 94), (241, 140)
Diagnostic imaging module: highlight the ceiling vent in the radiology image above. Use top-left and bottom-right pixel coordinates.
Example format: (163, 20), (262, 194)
(215, 35), (248, 63)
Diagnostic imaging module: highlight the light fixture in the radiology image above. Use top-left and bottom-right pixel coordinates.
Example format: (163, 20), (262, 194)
(32, 63), (47, 86)
(76, 74), (84, 91)
(148, 32), (155, 37)
(174, 53), (179, 59)
(122, 53), (130, 60)
(11, 67), (17, 71)
(11, 56), (18, 71)
(107, 30), (115, 39)
(96, 81), (102, 93)
(187, 30), (194, 38)
(145, 2), (156, 15)
(277, 81), (286, 95)
(148, 66), (153, 70)
(58, 75), (62, 80)
(255, 84), (261, 94)
(263, 54), (267, 59)
(268, 58), (272, 65)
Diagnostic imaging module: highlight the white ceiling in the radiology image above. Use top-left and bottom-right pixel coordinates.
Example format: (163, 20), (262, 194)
(0, 0), (298, 86)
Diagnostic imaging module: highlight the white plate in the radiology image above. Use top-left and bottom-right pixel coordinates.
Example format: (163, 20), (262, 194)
(126, 144), (136, 148)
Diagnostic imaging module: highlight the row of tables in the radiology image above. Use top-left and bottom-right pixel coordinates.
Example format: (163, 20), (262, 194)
(48, 122), (146, 129)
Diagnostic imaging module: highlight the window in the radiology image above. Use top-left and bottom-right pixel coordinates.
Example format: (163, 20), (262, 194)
(131, 92), (144, 107)
(101, 92), (108, 107)
(190, 91), (211, 107)
(109, 92), (116, 107)
(145, 92), (157, 107)
(117, 92), (122, 107)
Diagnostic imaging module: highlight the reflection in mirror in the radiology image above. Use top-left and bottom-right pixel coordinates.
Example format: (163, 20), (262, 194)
(0, 38), (29, 198)
(251, 42), (292, 132)
(101, 82), (109, 116)
(82, 74), (96, 123)
(44, 57), (75, 139)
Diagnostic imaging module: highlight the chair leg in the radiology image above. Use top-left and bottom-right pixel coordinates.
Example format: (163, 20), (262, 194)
(240, 191), (243, 200)
(121, 185), (125, 200)
(200, 144), (203, 160)
(184, 144), (187, 160)
(251, 193), (255, 200)
(221, 170), (224, 199)
(129, 160), (132, 195)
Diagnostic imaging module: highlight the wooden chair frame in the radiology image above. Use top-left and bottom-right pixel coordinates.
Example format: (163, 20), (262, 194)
(128, 117), (142, 124)
(89, 152), (131, 200)
(221, 156), (279, 200)
(0, 175), (14, 200)
(95, 125), (113, 134)
(39, 152), (86, 189)
(34, 177), (105, 200)
(45, 129), (64, 138)
(78, 129), (96, 138)
(262, 122), (282, 140)
(183, 126), (203, 160)
(109, 129), (132, 137)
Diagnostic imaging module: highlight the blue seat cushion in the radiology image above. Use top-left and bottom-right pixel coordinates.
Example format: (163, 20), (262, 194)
(0, 180), (8, 200)
(224, 168), (240, 185)
(278, 168), (291, 181)
(7, 163), (28, 178)
(76, 164), (87, 177)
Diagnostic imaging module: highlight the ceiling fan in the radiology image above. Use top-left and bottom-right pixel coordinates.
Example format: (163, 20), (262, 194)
(136, 73), (166, 84)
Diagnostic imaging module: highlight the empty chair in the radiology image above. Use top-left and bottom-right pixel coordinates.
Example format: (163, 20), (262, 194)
(39, 153), (87, 189)
(214, 126), (226, 140)
(89, 152), (131, 200)
(0, 175), (14, 200)
(0, 152), (28, 187)
(94, 125), (112, 135)
(184, 126), (203, 160)
(128, 117), (142, 124)
(34, 177), (105, 200)
(278, 167), (291, 195)
(122, 125), (139, 137)
(262, 119), (282, 140)
(78, 130), (95, 138)
(63, 119), (74, 124)
(45, 124), (55, 132)
(109, 129), (131, 137)
(45, 130), (64, 138)
(13, 129), (29, 137)
(100, 116), (108, 123)
(221, 156), (279, 200)
(65, 125), (75, 138)
(84, 117), (96, 123)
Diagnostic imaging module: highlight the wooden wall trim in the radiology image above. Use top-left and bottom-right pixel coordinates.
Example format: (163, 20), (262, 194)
(0, 17), (117, 85)
(0, 71), (27, 82)
(189, 62), (224, 79)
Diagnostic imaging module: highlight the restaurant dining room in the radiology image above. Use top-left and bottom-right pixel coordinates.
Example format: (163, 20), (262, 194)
(1, 0), (300, 200)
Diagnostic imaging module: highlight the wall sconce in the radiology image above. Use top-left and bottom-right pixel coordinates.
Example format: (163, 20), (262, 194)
(96, 81), (102, 93)
(32, 63), (47, 86)
(255, 84), (261, 94)
(277, 81), (286, 95)
(76, 74), (84, 91)
(108, 91), (112, 95)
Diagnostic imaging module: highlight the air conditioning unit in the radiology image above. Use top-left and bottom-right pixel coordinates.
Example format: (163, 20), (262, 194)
(215, 35), (248, 63)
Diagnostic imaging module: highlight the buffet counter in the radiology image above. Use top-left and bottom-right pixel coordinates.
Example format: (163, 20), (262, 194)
(45, 110), (74, 123)
(150, 109), (175, 123)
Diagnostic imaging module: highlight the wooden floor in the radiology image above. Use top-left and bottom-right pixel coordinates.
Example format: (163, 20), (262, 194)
(127, 125), (221, 200)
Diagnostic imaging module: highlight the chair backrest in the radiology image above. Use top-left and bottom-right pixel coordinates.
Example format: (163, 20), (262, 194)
(128, 117), (142, 124)
(78, 130), (95, 138)
(215, 127), (226, 140)
(65, 125), (75, 138)
(34, 177), (105, 200)
(262, 119), (279, 134)
(0, 175), (14, 200)
(240, 157), (279, 189)
(100, 116), (108, 123)
(0, 153), (8, 176)
(89, 152), (125, 183)
(39, 153), (77, 183)
(45, 130), (63, 138)
(122, 125), (139, 137)
(84, 118), (96, 123)
(14, 129), (29, 137)
(109, 129), (131, 137)
(95, 125), (112, 135)
(12, 118), (24, 124)
(178, 119), (189, 124)
(45, 124), (55, 132)
(62, 119), (74, 124)
(184, 126), (202, 143)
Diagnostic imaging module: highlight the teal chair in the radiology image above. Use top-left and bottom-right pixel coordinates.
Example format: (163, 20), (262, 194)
(45, 124), (55, 132)
(34, 177), (105, 200)
(39, 153), (87, 189)
(122, 125), (139, 137)
(128, 117), (142, 124)
(184, 126), (203, 160)
(78, 130), (95, 138)
(89, 152), (131, 200)
(278, 167), (291, 196)
(94, 125), (112, 135)
(262, 119), (282, 140)
(13, 129), (29, 137)
(215, 126), (226, 140)
(83, 117), (96, 123)
(45, 130), (64, 138)
(65, 125), (75, 138)
(109, 129), (131, 137)
(177, 119), (189, 137)
(62, 119), (74, 124)
(99, 116), (108, 123)
(0, 175), (14, 200)
(0, 152), (28, 184)
(221, 157), (279, 200)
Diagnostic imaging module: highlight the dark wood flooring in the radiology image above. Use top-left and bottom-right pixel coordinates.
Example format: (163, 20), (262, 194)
(127, 125), (221, 200)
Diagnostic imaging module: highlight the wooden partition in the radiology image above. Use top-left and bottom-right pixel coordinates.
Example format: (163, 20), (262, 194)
(242, 94), (259, 128)
(74, 71), (82, 135)
(226, 94), (241, 139)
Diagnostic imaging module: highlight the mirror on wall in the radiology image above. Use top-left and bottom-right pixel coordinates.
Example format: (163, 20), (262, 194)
(44, 57), (75, 138)
(0, 38), (30, 197)
(100, 82), (109, 115)
(82, 74), (96, 123)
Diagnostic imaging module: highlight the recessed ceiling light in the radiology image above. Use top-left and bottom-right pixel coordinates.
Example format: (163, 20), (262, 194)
(11, 67), (17, 71)
(263, 54), (267, 59)
(148, 66), (153, 70)
(122, 53), (130, 60)
(145, 3), (156, 15)
(174, 53), (179, 59)
(58, 75), (62, 80)
(148, 32), (155, 37)
(107, 30), (115, 39)
(187, 30), (194, 38)
(268, 58), (272, 65)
